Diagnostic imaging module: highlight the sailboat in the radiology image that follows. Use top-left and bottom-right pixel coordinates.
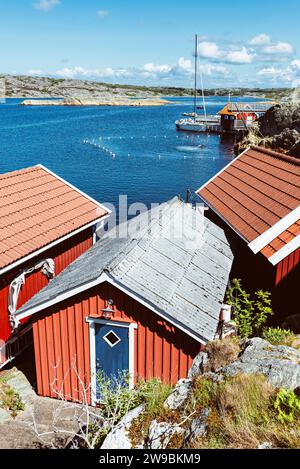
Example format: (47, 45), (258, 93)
(175, 35), (220, 133)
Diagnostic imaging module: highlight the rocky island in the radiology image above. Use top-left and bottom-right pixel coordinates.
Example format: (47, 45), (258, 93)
(20, 97), (169, 107)
(1, 75), (170, 107)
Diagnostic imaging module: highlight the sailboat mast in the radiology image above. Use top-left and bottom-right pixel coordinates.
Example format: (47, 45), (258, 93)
(194, 34), (198, 121)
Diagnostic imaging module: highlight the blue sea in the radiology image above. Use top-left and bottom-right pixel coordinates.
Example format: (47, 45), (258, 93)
(0, 96), (258, 213)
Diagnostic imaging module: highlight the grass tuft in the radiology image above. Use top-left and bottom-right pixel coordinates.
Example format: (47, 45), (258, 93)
(205, 336), (241, 372)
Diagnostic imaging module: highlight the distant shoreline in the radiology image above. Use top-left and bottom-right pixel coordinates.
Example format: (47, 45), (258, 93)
(2, 75), (294, 102)
(20, 97), (171, 107)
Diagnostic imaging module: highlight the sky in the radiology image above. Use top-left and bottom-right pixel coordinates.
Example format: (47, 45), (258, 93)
(0, 0), (300, 88)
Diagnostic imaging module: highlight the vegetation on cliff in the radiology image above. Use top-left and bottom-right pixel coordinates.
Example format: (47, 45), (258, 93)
(235, 89), (300, 156)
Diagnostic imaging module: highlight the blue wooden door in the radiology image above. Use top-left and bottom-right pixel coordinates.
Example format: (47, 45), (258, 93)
(95, 324), (129, 384)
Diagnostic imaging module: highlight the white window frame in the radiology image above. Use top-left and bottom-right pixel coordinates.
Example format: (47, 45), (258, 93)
(102, 330), (121, 348)
(86, 317), (137, 406)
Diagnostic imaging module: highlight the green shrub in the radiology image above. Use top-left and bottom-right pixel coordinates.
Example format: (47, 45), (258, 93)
(135, 378), (172, 416)
(0, 385), (25, 417)
(226, 278), (273, 339)
(96, 372), (172, 445)
(262, 327), (295, 346)
(192, 377), (219, 409)
(274, 389), (300, 424)
(129, 378), (173, 446)
(96, 371), (140, 425)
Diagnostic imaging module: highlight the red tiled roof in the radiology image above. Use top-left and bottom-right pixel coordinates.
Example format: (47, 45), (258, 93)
(197, 146), (300, 243)
(0, 165), (108, 270)
(260, 219), (300, 259)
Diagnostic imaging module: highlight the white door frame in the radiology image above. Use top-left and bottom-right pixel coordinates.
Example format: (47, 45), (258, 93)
(86, 317), (137, 406)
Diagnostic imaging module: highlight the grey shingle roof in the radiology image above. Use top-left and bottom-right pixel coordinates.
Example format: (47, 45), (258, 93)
(17, 197), (234, 343)
(227, 102), (274, 112)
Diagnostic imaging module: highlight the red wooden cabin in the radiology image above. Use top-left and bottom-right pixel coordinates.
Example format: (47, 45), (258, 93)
(15, 198), (234, 404)
(0, 165), (109, 368)
(218, 102), (275, 133)
(197, 145), (300, 326)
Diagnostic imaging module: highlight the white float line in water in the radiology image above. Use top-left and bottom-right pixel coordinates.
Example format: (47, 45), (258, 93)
(83, 139), (227, 161)
(83, 139), (117, 158)
(93, 135), (204, 142)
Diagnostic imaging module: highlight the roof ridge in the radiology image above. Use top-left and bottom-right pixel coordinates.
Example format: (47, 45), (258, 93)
(250, 145), (300, 166)
(0, 165), (41, 181)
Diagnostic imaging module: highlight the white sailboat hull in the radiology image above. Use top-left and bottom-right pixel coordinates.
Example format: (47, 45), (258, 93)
(176, 121), (207, 132)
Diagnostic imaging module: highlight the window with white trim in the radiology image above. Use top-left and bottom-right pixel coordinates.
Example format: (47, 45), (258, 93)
(103, 330), (121, 347)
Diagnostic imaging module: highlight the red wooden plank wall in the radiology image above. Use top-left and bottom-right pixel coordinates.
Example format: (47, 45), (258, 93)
(32, 282), (202, 403)
(275, 248), (300, 286)
(0, 228), (93, 343)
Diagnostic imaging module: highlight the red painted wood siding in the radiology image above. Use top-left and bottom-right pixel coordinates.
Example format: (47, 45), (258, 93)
(32, 282), (202, 402)
(0, 228), (93, 343)
(275, 248), (300, 286)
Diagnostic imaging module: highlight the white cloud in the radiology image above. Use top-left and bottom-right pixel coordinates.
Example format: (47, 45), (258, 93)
(200, 64), (229, 76)
(262, 41), (293, 56)
(27, 69), (43, 76)
(197, 35), (294, 66)
(226, 47), (254, 64)
(33, 0), (60, 12)
(249, 34), (271, 46)
(143, 63), (171, 74)
(26, 55), (229, 87)
(97, 10), (109, 18)
(198, 41), (254, 64)
(54, 66), (132, 80)
(291, 59), (300, 70)
(258, 66), (284, 77)
(198, 42), (222, 60)
(176, 57), (193, 73)
(257, 59), (300, 86)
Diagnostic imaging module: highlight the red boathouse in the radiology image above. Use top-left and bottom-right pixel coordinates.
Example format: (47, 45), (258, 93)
(197, 145), (300, 325)
(15, 198), (234, 404)
(0, 165), (109, 368)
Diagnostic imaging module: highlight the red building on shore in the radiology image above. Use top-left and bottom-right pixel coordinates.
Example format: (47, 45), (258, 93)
(15, 198), (234, 403)
(0, 165), (109, 368)
(197, 145), (300, 325)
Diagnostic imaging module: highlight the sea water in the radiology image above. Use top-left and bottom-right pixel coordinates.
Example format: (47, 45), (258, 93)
(0, 96), (258, 212)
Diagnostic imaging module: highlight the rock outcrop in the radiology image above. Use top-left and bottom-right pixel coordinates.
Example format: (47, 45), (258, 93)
(235, 101), (300, 157)
(101, 336), (300, 449)
(258, 103), (300, 136)
(187, 352), (209, 379)
(147, 420), (185, 449)
(222, 338), (300, 389)
(164, 379), (193, 410)
(184, 409), (210, 446)
(0, 368), (88, 449)
(289, 140), (300, 157)
(101, 405), (145, 449)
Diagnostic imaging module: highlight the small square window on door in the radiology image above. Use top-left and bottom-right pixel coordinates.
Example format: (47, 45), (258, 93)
(103, 330), (121, 348)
